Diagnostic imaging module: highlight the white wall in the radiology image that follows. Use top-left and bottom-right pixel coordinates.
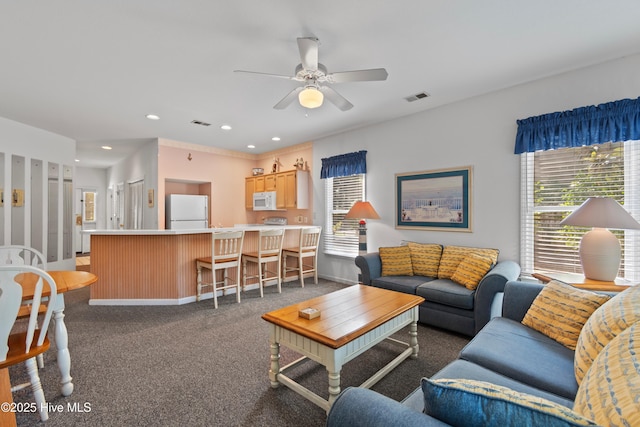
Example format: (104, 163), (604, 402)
(0, 116), (76, 270)
(314, 53), (640, 284)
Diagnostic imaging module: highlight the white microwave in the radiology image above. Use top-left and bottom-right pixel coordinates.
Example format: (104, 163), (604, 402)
(253, 191), (278, 211)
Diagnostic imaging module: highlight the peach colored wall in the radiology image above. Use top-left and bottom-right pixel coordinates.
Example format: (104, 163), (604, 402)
(158, 142), (255, 228)
(158, 140), (313, 228)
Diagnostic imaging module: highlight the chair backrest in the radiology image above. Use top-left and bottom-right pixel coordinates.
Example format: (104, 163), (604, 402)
(258, 228), (285, 257)
(299, 227), (322, 252)
(212, 230), (244, 263)
(0, 245), (47, 269)
(0, 265), (57, 362)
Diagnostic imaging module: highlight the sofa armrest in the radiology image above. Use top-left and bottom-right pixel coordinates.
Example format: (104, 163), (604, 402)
(327, 387), (451, 427)
(355, 252), (382, 285)
(501, 280), (544, 322)
(473, 260), (521, 334)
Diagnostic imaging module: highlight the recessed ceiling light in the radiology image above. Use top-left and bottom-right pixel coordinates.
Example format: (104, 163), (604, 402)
(220, 124), (232, 130)
(272, 136), (281, 141)
(247, 145), (255, 149)
(146, 114), (160, 120)
(74, 159), (80, 162)
(101, 145), (112, 150)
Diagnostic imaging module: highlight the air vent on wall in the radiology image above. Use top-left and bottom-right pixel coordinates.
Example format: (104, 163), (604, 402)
(405, 92), (430, 102)
(191, 120), (211, 126)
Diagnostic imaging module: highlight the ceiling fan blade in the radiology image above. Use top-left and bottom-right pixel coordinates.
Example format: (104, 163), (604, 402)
(320, 86), (353, 111)
(328, 68), (388, 83)
(273, 87), (303, 110)
(297, 37), (319, 71)
(234, 70), (295, 80)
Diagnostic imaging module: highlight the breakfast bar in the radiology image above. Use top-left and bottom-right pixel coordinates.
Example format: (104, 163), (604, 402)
(87, 226), (313, 305)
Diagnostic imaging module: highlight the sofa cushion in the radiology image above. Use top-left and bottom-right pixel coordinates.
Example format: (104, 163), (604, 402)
(421, 378), (597, 427)
(573, 321), (640, 426)
(372, 275), (433, 294)
(437, 245), (499, 279)
(407, 242), (442, 277)
(416, 279), (475, 310)
(574, 285), (640, 384)
(522, 280), (610, 350)
(459, 317), (578, 399)
(433, 360), (575, 407)
(379, 246), (413, 276)
(450, 253), (494, 290)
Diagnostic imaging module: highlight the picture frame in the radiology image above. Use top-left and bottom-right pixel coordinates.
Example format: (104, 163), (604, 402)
(395, 166), (472, 231)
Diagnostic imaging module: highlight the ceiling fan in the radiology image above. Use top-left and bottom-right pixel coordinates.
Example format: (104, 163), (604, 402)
(234, 37), (388, 111)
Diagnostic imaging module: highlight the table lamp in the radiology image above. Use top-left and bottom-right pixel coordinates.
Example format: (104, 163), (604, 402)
(559, 197), (640, 281)
(345, 201), (380, 255)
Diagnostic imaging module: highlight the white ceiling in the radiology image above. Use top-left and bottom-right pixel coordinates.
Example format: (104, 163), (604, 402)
(2, 1), (640, 168)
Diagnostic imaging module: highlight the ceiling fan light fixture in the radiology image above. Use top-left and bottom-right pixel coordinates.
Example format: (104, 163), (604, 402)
(298, 86), (323, 109)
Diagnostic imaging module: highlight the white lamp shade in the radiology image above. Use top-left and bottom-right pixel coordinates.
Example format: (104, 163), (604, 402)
(559, 197), (640, 229)
(298, 87), (323, 109)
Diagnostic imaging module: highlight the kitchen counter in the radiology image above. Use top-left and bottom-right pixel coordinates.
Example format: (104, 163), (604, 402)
(86, 226), (315, 305)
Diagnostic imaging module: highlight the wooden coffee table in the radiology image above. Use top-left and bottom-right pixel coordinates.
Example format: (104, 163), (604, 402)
(261, 285), (424, 412)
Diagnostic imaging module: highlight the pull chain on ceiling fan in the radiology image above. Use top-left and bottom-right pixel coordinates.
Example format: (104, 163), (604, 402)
(234, 37), (388, 111)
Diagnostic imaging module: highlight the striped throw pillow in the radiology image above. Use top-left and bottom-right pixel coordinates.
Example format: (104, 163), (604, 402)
(521, 280), (610, 350)
(450, 253), (494, 290)
(574, 285), (640, 384)
(379, 246), (413, 276)
(407, 242), (442, 277)
(437, 245), (499, 279)
(573, 322), (640, 426)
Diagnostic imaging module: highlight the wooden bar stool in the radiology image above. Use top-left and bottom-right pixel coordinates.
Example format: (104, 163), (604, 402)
(242, 229), (285, 297)
(282, 226), (322, 287)
(196, 230), (245, 308)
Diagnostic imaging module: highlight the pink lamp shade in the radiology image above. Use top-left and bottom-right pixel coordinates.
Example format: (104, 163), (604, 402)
(344, 201), (380, 221)
(560, 197), (640, 281)
(345, 201), (380, 255)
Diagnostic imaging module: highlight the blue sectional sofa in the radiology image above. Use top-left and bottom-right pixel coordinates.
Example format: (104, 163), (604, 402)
(355, 246), (520, 336)
(326, 280), (640, 426)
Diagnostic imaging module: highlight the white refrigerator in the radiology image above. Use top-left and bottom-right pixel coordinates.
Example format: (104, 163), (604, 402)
(165, 194), (209, 229)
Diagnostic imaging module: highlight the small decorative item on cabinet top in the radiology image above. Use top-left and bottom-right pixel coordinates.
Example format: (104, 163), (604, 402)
(252, 168), (264, 176)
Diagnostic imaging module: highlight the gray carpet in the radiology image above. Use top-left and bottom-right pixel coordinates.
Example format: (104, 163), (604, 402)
(10, 279), (469, 426)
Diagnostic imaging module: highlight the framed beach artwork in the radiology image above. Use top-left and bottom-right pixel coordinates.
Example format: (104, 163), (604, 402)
(395, 166), (472, 231)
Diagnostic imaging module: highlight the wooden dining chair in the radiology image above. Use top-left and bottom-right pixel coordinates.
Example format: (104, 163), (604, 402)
(242, 228), (285, 297)
(0, 265), (57, 422)
(0, 245), (48, 369)
(196, 230), (245, 308)
(282, 226), (322, 287)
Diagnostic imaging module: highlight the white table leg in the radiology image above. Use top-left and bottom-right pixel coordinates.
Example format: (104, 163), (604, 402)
(327, 370), (341, 409)
(52, 294), (74, 396)
(409, 320), (419, 359)
(269, 341), (280, 388)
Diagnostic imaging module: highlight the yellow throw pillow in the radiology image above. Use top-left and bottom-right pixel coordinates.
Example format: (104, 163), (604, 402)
(451, 253), (494, 290)
(573, 322), (640, 427)
(521, 280), (610, 350)
(574, 285), (640, 385)
(379, 246), (413, 276)
(407, 242), (442, 277)
(437, 246), (499, 279)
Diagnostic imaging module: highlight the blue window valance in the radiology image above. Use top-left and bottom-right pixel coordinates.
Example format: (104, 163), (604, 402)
(514, 97), (640, 154)
(320, 150), (367, 179)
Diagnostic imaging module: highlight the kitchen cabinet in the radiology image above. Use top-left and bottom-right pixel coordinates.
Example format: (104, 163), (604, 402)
(246, 170), (309, 210)
(276, 170), (309, 209)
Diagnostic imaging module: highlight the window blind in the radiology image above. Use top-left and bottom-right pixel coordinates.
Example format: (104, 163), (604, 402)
(520, 141), (640, 280)
(324, 174), (365, 257)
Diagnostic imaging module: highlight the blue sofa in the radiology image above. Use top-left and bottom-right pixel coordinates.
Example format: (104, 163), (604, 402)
(326, 280), (639, 426)
(355, 252), (521, 336)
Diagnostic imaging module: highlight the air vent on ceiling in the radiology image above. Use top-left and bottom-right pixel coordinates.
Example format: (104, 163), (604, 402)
(405, 92), (430, 102)
(191, 120), (211, 126)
